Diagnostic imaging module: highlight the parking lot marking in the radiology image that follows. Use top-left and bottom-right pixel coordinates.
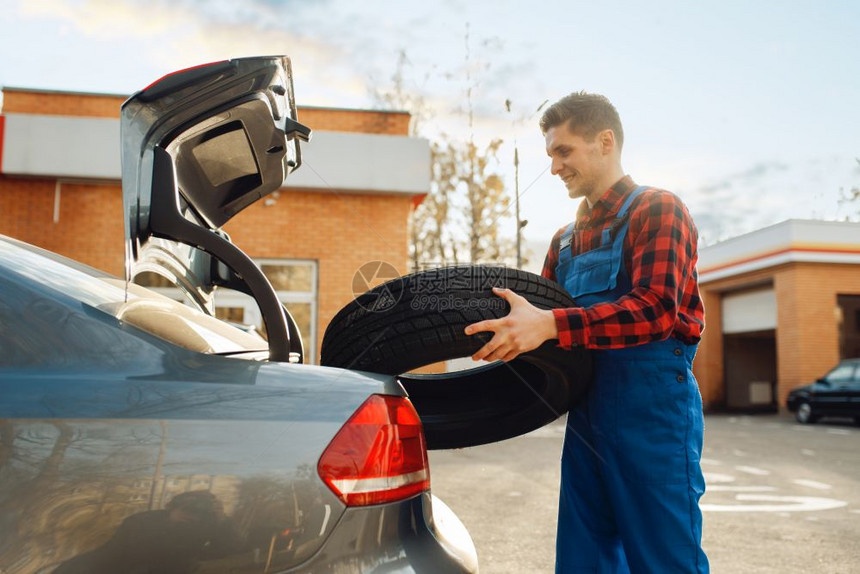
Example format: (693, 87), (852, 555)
(735, 465), (771, 476)
(826, 428), (853, 435)
(792, 479), (832, 491)
(708, 485), (777, 492)
(701, 494), (847, 513)
(800, 449), (815, 456)
(704, 472), (736, 483)
(700, 458), (722, 466)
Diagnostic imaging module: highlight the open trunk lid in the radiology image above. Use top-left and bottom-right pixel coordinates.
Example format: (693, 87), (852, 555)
(120, 56), (311, 362)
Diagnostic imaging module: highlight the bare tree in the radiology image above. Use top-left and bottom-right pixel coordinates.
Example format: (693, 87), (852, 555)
(837, 157), (860, 220)
(370, 33), (517, 271)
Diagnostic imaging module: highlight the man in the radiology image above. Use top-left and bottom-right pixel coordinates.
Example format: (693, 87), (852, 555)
(464, 92), (709, 573)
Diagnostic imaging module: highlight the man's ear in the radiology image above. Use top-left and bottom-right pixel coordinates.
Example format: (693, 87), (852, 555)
(598, 129), (616, 155)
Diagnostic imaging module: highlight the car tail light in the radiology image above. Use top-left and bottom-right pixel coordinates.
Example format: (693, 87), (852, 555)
(318, 394), (430, 506)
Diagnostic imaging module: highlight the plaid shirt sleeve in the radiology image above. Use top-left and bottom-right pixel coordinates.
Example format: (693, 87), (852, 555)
(541, 190), (704, 349)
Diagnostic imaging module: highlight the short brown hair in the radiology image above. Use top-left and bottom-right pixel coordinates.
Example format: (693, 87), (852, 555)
(539, 91), (624, 149)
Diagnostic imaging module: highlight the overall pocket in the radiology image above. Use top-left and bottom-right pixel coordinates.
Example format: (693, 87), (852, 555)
(563, 244), (620, 300)
(615, 360), (690, 485)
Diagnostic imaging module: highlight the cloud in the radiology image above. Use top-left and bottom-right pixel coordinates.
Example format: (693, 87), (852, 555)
(696, 161), (790, 197)
(16, 0), (375, 105)
(16, 0), (542, 131)
(685, 156), (860, 244)
(19, 0), (186, 39)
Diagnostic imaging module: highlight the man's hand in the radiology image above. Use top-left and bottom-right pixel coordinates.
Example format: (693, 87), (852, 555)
(464, 287), (559, 362)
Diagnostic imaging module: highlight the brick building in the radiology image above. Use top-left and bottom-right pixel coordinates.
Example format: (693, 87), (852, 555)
(694, 219), (860, 412)
(0, 87), (429, 363)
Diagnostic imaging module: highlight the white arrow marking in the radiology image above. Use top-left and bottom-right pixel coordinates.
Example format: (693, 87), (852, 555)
(701, 494), (847, 513)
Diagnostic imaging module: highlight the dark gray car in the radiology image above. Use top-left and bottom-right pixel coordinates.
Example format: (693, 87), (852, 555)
(0, 56), (477, 574)
(786, 358), (860, 424)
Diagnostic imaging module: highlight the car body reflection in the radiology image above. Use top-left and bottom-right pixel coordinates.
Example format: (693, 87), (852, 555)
(0, 419), (338, 573)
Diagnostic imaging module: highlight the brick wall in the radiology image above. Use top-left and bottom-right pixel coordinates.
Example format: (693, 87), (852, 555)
(224, 190), (411, 356)
(695, 262), (860, 410)
(694, 288), (725, 408)
(1, 89), (411, 136)
(0, 176), (125, 275)
(0, 88), (416, 363)
(1, 89), (126, 118)
(0, 175), (411, 360)
(773, 263), (860, 406)
(298, 107), (410, 136)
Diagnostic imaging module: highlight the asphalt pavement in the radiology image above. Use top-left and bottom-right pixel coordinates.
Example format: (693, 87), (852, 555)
(429, 413), (860, 574)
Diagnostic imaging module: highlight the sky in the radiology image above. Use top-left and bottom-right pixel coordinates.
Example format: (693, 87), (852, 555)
(1, 0), (859, 263)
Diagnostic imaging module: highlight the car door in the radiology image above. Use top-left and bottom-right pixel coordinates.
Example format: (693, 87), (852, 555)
(814, 361), (857, 417)
(844, 361), (860, 417)
(121, 56), (311, 364)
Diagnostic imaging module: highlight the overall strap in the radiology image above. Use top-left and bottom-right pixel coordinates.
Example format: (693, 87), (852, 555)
(557, 221), (577, 267)
(600, 185), (649, 245)
(558, 185), (649, 265)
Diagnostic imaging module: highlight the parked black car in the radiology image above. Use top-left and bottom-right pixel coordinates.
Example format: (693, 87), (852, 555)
(786, 359), (860, 424)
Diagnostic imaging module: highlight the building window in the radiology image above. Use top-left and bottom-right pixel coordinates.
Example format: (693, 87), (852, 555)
(214, 259), (318, 364)
(134, 260), (318, 363)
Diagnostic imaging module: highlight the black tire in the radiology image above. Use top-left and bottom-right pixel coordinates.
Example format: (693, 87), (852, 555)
(321, 266), (592, 449)
(795, 401), (817, 424)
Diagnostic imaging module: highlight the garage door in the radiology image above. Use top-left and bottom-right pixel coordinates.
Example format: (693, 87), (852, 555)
(722, 288), (778, 409)
(722, 288), (777, 333)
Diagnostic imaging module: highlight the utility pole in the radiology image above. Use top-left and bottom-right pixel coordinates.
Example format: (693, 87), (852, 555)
(514, 144), (523, 268)
(508, 99), (547, 269)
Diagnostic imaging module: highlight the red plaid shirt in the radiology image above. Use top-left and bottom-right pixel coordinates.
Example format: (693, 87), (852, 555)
(541, 175), (705, 349)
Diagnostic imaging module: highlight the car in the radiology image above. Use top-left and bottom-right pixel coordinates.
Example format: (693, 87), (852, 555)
(0, 56), (479, 574)
(786, 358), (860, 424)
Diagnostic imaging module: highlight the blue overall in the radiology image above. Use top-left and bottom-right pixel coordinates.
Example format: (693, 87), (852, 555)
(555, 187), (708, 573)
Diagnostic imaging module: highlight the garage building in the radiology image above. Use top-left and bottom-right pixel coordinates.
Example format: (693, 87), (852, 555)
(694, 219), (860, 412)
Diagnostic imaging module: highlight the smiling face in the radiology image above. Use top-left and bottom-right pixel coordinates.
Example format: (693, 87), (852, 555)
(544, 121), (622, 206)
